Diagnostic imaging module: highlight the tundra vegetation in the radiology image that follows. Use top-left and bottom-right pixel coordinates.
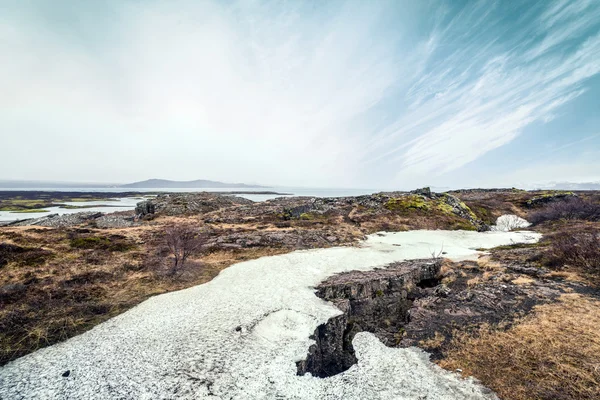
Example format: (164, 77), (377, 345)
(1, 188), (599, 400)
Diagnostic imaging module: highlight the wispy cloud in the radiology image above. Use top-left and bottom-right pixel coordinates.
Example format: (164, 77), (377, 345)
(0, 0), (599, 187)
(359, 0), (600, 186)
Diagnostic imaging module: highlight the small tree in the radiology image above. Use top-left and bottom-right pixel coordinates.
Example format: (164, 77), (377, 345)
(163, 224), (203, 276)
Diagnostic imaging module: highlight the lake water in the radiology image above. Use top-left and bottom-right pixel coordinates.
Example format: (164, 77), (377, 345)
(0, 196), (149, 222)
(0, 187), (380, 222)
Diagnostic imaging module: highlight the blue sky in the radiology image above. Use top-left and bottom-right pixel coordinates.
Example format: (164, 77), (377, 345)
(1, 0), (599, 189)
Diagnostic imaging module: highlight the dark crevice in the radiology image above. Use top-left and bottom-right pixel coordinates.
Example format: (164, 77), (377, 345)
(417, 277), (442, 288)
(296, 260), (441, 378)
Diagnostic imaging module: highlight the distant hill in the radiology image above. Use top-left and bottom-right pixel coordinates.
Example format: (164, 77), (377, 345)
(118, 179), (267, 189)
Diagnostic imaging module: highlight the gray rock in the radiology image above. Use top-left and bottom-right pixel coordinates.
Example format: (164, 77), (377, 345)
(297, 259), (441, 377)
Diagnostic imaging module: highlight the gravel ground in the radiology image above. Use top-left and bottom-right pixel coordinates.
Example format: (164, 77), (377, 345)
(0, 230), (540, 399)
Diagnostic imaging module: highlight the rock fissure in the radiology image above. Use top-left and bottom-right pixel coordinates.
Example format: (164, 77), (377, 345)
(297, 259), (441, 377)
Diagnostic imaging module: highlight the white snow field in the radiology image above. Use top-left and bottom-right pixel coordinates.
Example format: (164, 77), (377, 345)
(0, 230), (540, 400)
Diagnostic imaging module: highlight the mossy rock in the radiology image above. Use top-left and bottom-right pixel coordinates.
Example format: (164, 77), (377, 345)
(385, 195), (431, 211)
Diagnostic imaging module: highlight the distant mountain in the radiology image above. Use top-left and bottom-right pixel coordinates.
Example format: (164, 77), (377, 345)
(118, 179), (267, 189)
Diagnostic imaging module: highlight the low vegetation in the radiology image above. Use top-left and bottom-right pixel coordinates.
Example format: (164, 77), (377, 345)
(439, 294), (600, 400)
(0, 224), (288, 365)
(2, 188), (600, 400)
(529, 197), (600, 224)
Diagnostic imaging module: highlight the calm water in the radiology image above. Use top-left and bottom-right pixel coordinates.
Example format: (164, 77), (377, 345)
(0, 187), (379, 222)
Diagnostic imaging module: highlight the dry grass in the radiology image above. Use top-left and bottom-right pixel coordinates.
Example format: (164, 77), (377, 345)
(419, 331), (445, 350)
(0, 225), (295, 365)
(511, 276), (535, 285)
(438, 293), (600, 400)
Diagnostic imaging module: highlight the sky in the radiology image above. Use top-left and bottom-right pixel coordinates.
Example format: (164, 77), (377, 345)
(1, 0), (599, 190)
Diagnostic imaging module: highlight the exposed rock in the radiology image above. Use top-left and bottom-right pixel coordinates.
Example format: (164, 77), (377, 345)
(204, 229), (353, 251)
(297, 259), (441, 377)
(0, 283), (27, 301)
(136, 191), (486, 231)
(5, 211), (138, 229)
(9, 212), (100, 228)
(525, 192), (577, 208)
(298, 255), (577, 377)
(134, 193), (253, 217)
(134, 200), (155, 216)
(411, 187), (432, 197)
(94, 214), (137, 228)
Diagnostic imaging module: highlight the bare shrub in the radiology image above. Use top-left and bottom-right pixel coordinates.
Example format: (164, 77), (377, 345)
(545, 231), (600, 276)
(163, 224), (204, 276)
(529, 198), (600, 225)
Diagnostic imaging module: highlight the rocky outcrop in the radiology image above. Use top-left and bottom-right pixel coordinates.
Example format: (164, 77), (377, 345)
(3, 212), (136, 228)
(204, 230), (343, 251)
(525, 192), (577, 208)
(135, 190), (485, 231)
(297, 259), (441, 377)
(297, 256), (572, 378)
(135, 193), (253, 217)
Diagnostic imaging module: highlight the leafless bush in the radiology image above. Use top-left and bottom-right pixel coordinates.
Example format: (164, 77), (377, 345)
(529, 198), (600, 225)
(546, 232), (600, 275)
(163, 224), (204, 276)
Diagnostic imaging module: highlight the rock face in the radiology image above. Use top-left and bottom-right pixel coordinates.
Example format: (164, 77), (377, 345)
(297, 259), (441, 377)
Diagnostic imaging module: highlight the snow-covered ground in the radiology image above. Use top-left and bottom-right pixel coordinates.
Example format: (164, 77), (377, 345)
(0, 230), (540, 400)
(491, 214), (532, 232)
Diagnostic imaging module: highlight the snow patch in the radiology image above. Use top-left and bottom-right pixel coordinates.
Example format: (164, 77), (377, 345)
(491, 214), (532, 232)
(0, 230), (540, 399)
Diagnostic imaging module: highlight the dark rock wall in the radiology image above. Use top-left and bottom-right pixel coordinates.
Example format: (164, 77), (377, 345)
(297, 260), (441, 377)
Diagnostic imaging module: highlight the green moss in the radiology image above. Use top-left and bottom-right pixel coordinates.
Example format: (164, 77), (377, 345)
(470, 205), (495, 225)
(299, 213), (314, 220)
(433, 201), (454, 215)
(385, 195), (431, 211)
(449, 220), (477, 231)
(375, 289), (384, 297)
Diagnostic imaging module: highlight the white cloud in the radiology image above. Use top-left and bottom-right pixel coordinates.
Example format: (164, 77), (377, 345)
(0, 0), (599, 188)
